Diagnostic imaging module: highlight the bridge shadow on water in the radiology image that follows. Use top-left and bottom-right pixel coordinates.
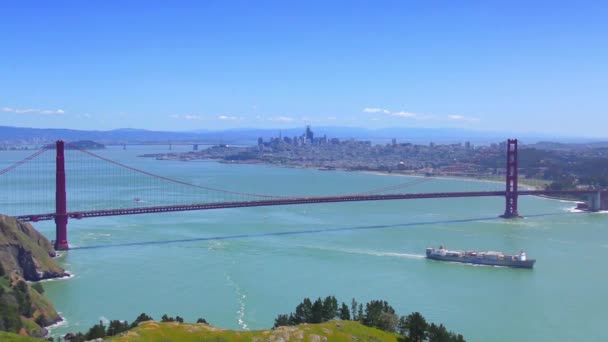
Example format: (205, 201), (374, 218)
(70, 211), (585, 251)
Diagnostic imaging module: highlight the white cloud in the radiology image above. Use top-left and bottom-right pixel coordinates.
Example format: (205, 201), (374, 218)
(2, 107), (65, 115)
(170, 114), (204, 121)
(363, 107), (479, 123)
(218, 115), (238, 121)
(363, 107), (390, 114)
(391, 111), (418, 118)
(184, 114), (203, 121)
(364, 107), (425, 120)
(268, 116), (294, 122)
(447, 114), (479, 122)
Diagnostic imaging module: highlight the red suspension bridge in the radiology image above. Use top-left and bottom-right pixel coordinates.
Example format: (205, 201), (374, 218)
(1, 139), (606, 251)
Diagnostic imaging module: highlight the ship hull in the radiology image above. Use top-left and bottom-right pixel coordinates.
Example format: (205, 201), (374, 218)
(426, 252), (536, 269)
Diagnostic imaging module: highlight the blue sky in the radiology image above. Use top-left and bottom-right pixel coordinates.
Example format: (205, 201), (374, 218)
(1, 1), (607, 137)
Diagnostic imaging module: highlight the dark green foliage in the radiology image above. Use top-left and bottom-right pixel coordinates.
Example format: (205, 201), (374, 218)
(107, 320), (130, 336)
(161, 314), (175, 322)
(64, 332), (86, 342)
(275, 296), (346, 327)
(401, 312), (428, 342)
(85, 321), (106, 340)
(32, 282), (44, 294)
(197, 318), (208, 324)
(292, 297), (313, 324)
(357, 304), (363, 323)
(273, 314), (290, 328)
(13, 280), (32, 317)
(350, 298), (358, 321)
(322, 296), (339, 321)
(363, 300), (397, 331)
(161, 314), (183, 323)
(339, 303), (350, 320)
(427, 323), (466, 342)
(311, 298), (324, 323)
(130, 312), (153, 328)
(0, 294), (23, 333)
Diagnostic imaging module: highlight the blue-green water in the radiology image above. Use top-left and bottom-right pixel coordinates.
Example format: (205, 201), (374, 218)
(2, 146), (607, 341)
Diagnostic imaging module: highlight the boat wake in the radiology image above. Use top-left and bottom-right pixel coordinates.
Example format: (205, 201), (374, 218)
(225, 273), (249, 330)
(302, 245), (425, 260)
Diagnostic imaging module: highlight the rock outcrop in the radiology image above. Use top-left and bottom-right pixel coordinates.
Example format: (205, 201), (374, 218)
(0, 214), (68, 281)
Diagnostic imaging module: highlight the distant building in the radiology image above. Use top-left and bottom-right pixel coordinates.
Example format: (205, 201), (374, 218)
(305, 125), (314, 144)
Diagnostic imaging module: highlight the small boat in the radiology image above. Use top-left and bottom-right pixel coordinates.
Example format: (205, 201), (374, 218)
(133, 197), (143, 203)
(425, 246), (535, 269)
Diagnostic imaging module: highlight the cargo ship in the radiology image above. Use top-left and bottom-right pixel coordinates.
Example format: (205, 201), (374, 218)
(425, 246), (535, 269)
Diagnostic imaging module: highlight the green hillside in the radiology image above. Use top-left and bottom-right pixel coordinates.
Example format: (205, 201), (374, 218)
(0, 331), (42, 342)
(106, 320), (401, 342)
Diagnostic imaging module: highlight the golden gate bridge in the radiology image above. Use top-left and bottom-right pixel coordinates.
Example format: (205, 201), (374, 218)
(1, 139), (606, 251)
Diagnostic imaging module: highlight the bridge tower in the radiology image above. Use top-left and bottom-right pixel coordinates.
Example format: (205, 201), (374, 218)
(501, 139), (520, 218)
(55, 140), (69, 250)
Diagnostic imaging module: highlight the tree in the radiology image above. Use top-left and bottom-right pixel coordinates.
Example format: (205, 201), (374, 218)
(322, 296), (338, 321)
(311, 298), (324, 323)
(377, 312), (399, 332)
(273, 314), (290, 328)
(293, 298), (313, 324)
(130, 313), (153, 328)
(350, 298), (358, 321)
(401, 312), (428, 342)
(176, 316), (184, 323)
(363, 300), (397, 332)
(85, 320), (107, 340)
(107, 320), (129, 336)
(428, 323), (450, 342)
(357, 304), (363, 323)
(197, 318), (208, 324)
(428, 323), (466, 342)
(161, 314), (175, 322)
(339, 303), (351, 320)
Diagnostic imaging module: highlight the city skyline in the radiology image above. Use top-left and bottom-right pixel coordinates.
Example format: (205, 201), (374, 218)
(1, 1), (607, 137)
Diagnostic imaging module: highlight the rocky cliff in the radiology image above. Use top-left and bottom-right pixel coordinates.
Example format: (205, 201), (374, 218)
(0, 214), (68, 281)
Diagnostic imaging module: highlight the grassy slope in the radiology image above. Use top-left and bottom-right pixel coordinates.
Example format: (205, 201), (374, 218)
(107, 320), (401, 342)
(0, 331), (41, 342)
(0, 275), (61, 336)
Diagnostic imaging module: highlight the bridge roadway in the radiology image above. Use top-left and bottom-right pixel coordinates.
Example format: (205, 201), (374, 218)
(15, 189), (596, 222)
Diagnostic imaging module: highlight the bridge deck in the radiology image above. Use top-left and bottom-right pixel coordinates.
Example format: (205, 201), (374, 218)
(15, 189), (597, 222)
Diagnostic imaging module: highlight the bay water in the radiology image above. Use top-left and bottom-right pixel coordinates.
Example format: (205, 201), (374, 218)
(2, 146), (607, 341)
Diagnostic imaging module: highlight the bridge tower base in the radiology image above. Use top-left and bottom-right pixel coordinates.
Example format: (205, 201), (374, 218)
(55, 140), (69, 251)
(501, 139), (521, 218)
(589, 191), (602, 212)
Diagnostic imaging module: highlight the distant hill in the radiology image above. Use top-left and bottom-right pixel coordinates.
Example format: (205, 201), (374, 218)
(0, 125), (603, 146)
